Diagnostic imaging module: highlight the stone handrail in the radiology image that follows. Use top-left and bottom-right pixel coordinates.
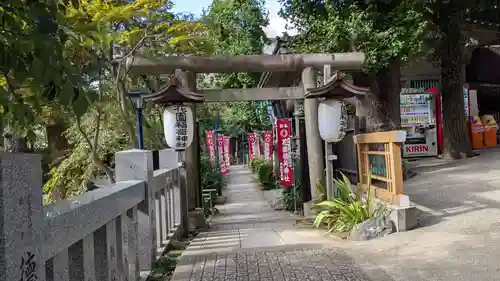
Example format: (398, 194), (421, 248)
(0, 149), (188, 281)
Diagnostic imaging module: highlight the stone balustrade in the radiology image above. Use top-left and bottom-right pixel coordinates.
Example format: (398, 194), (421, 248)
(0, 149), (188, 281)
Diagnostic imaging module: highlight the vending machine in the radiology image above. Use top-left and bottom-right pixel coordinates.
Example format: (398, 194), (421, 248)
(400, 84), (479, 158)
(400, 88), (439, 158)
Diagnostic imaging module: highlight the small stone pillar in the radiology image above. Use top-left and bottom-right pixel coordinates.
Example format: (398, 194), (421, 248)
(158, 149), (178, 170)
(115, 149), (156, 272)
(158, 148), (189, 238)
(0, 153), (45, 281)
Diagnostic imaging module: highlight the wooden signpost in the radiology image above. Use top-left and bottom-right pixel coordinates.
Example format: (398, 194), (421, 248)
(354, 130), (407, 206)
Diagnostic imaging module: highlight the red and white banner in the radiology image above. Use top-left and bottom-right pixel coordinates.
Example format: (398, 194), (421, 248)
(263, 131), (273, 162)
(276, 119), (293, 187)
(248, 133), (259, 160)
(218, 135), (228, 175)
(206, 130), (216, 169)
(223, 136), (231, 168)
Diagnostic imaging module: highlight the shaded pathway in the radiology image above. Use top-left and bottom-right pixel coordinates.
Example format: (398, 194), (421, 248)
(171, 165), (392, 281)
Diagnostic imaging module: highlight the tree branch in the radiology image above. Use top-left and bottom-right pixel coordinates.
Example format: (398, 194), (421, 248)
(110, 31), (152, 148)
(75, 115), (94, 150)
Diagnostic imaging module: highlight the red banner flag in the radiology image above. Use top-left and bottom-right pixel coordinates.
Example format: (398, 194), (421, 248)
(206, 130), (216, 169)
(218, 134), (228, 175)
(276, 119), (293, 187)
(223, 136), (231, 168)
(263, 131), (273, 162)
(248, 133), (258, 160)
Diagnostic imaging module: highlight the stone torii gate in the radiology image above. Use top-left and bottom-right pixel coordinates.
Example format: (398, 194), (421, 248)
(125, 52), (366, 210)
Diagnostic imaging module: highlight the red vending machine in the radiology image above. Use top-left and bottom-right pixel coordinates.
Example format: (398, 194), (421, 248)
(412, 85), (475, 155)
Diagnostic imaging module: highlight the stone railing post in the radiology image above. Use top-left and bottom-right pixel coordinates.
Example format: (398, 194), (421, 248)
(115, 149), (156, 274)
(0, 153), (45, 281)
(178, 161), (189, 238)
(158, 149), (189, 238)
(157, 149), (179, 243)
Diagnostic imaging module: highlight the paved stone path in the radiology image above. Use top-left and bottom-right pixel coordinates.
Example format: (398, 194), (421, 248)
(171, 165), (392, 281)
(171, 150), (500, 281)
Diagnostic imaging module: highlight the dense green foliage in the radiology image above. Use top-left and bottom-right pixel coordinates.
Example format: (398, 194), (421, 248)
(257, 162), (276, 190)
(200, 152), (226, 195)
(41, 0), (211, 200)
(279, 0), (479, 157)
(1, 0), (246, 201)
(203, 0), (269, 88)
(0, 0), (83, 140)
(249, 156), (277, 190)
(279, 0), (431, 70)
(249, 156), (265, 173)
(197, 0), (271, 142)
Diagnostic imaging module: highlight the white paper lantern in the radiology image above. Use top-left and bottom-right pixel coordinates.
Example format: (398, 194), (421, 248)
(318, 99), (347, 142)
(163, 105), (194, 150)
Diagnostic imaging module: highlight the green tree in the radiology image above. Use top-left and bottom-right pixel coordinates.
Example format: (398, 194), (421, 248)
(199, 0), (271, 137)
(0, 0), (87, 151)
(279, 0), (431, 131)
(44, 0), (210, 200)
(427, 0), (475, 158)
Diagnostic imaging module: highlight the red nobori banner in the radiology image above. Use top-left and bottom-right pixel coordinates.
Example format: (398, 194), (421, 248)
(218, 135), (228, 175)
(248, 133), (258, 160)
(223, 136), (231, 168)
(206, 130), (216, 169)
(276, 119), (293, 187)
(263, 131), (273, 162)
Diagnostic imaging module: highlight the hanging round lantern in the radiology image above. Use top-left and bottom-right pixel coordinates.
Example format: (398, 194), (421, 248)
(163, 105), (194, 150)
(318, 99), (347, 142)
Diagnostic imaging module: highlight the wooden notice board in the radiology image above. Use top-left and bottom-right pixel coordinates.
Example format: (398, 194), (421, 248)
(353, 131), (406, 206)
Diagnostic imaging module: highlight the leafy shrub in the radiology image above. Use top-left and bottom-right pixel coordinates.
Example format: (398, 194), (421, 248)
(257, 161), (277, 190)
(200, 152), (226, 195)
(249, 156), (265, 173)
(312, 172), (388, 234)
(314, 181), (326, 203)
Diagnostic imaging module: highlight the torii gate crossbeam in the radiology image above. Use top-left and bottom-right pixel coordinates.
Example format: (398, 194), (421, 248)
(126, 53), (365, 74)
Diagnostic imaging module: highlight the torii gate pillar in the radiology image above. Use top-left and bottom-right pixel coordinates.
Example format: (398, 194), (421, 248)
(179, 71), (200, 210)
(302, 67), (324, 201)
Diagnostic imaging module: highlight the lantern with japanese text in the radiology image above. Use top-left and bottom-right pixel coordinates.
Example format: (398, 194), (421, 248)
(163, 105), (194, 150)
(141, 72), (205, 150)
(305, 71), (370, 143)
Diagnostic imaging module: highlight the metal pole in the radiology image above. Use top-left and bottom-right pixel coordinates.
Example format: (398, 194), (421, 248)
(137, 108), (144, 149)
(323, 65), (335, 200)
(179, 152), (189, 238)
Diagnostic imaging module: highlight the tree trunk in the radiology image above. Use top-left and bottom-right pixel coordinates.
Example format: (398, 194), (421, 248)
(46, 122), (70, 202)
(354, 59), (402, 132)
(438, 3), (473, 159)
(46, 122), (70, 164)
